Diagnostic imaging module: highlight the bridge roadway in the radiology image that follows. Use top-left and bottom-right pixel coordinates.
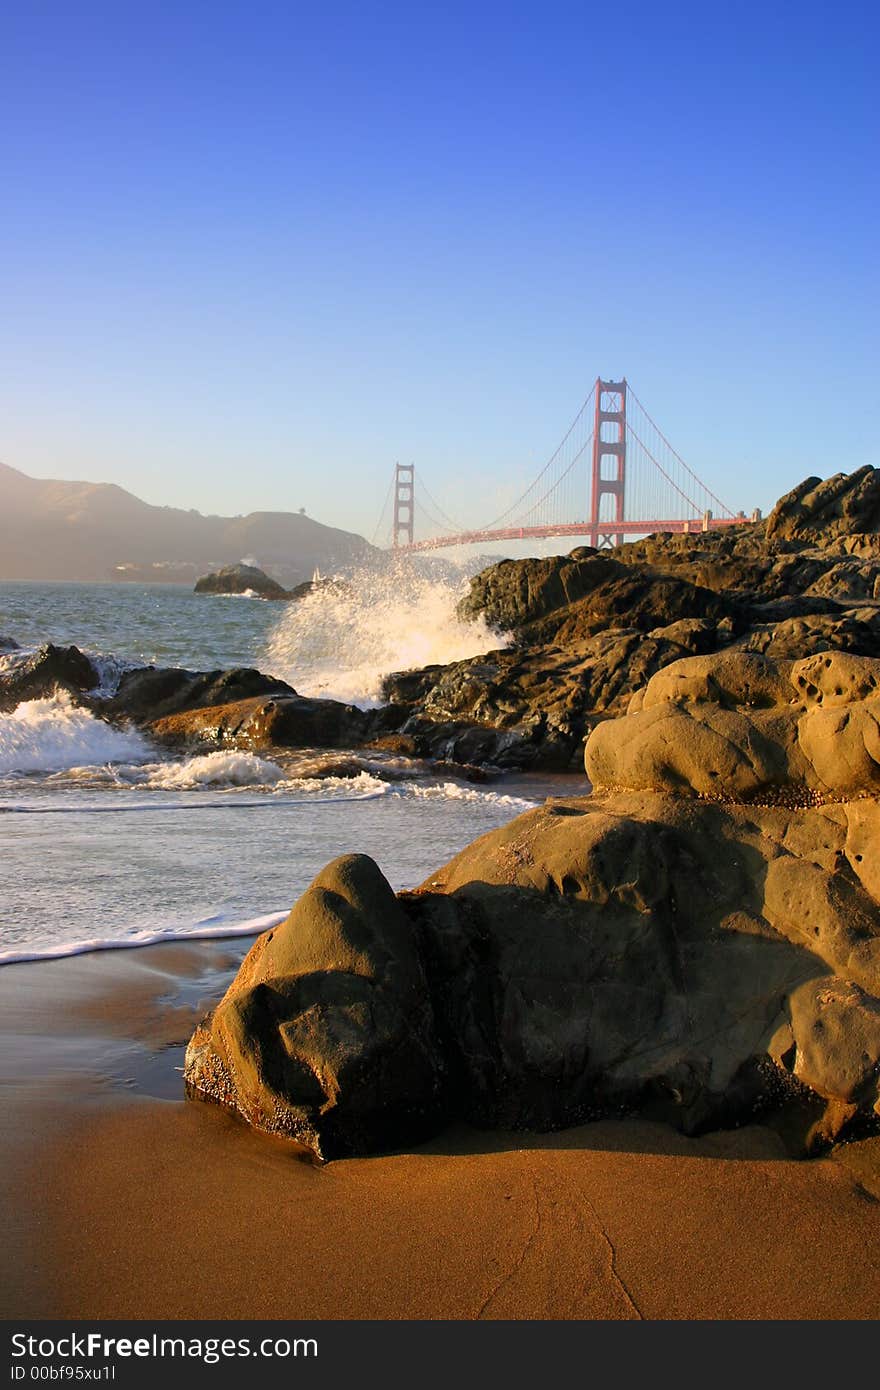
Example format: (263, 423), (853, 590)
(396, 514), (752, 553)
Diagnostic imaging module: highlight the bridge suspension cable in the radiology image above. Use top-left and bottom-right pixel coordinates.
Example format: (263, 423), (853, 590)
(625, 385), (734, 519)
(416, 475), (468, 536)
(478, 381), (598, 531)
(370, 469), (396, 547)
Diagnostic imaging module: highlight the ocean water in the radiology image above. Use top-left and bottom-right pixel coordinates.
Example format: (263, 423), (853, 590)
(0, 577), (580, 962)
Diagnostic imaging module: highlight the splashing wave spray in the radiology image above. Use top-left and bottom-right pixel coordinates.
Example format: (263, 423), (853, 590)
(262, 566), (508, 707)
(0, 693), (151, 776)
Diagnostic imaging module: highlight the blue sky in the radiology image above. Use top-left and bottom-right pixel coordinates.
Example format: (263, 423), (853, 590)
(1, 0), (877, 542)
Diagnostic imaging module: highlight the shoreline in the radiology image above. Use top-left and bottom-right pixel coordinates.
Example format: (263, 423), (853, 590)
(3, 936), (879, 1321)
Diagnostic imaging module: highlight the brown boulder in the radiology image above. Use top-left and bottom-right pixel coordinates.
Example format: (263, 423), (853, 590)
(149, 692), (372, 751)
(184, 854), (444, 1159)
(413, 791), (880, 1145)
(586, 649), (880, 802)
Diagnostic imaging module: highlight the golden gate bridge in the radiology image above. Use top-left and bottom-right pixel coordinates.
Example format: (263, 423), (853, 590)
(373, 378), (759, 553)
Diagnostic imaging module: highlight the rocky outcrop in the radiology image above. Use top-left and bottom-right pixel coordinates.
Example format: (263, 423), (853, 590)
(586, 648), (880, 803)
(186, 646), (880, 1159)
(184, 854), (445, 1159)
(11, 469), (880, 775)
(372, 469), (880, 770)
(766, 468), (880, 548)
(0, 644), (405, 757)
(104, 662), (402, 753)
(194, 563), (290, 600)
(103, 665), (296, 723)
(382, 620), (727, 769)
(0, 635), (18, 653)
(457, 550), (739, 645)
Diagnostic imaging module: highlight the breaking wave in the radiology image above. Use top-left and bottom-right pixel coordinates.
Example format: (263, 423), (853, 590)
(262, 567), (508, 706)
(0, 693), (150, 776)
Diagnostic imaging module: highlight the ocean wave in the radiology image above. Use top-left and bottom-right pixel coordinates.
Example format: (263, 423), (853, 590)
(392, 781), (535, 809)
(43, 758), (391, 797)
(86, 653), (140, 699)
(102, 749), (288, 790)
(0, 692), (150, 775)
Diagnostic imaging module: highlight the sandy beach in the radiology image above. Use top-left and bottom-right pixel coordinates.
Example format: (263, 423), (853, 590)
(2, 937), (879, 1322)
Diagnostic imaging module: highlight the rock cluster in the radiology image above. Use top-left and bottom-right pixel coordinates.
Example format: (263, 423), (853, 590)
(0, 647), (404, 753)
(375, 466), (880, 768)
(185, 640), (880, 1160)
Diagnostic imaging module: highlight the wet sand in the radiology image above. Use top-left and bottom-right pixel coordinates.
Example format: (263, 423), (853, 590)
(2, 939), (879, 1321)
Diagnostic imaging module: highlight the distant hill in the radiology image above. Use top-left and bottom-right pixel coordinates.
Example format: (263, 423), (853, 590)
(0, 461), (380, 583)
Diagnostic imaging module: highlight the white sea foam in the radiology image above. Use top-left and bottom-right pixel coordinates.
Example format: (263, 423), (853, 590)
(0, 910), (288, 967)
(0, 693), (151, 776)
(263, 566), (508, 707)
(35, 760), (392, 801)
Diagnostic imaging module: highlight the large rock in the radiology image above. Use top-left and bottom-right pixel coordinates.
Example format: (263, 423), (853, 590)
(186, 650), (880, 1157)
(184, 854), (444, 1159)
(412, 791), (880, 1145)
(148, 691), (376, 751)
(186, 788), (880, 1156)
(103, 665), (295, 723)
(194, 563), (290, 600)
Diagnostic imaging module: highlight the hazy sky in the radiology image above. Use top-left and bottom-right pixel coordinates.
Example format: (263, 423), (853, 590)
(1, 0), (877, 542)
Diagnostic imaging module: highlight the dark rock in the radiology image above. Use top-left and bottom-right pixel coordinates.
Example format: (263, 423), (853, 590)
(104, 665), (296, 723)
(0, 643), (98, 711)
(740, 606), (880, 660)
(381, 623), (732, 771)
(456, 551), (621, 635)
(287, 575), (352, 601)
(0, 636), (19, 653)
(184, 854), (445, 1159)
(148, 692), (375, 751)
(458, 551), (738, 646)
(194, 563), (290, 600)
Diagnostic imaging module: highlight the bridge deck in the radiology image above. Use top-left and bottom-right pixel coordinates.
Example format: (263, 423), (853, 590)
(396, 516), (751, 553)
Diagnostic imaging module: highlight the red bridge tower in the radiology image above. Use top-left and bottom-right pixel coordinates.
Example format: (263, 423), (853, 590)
(590, 378), (627, 548)
(392, 463), (414, 548)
